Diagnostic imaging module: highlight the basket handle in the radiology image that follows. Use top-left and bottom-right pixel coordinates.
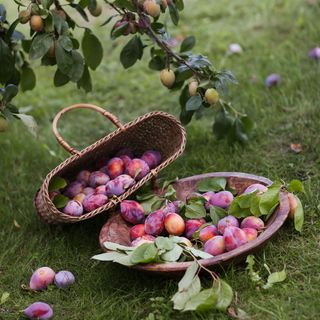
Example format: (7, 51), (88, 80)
(52, 104), (124, 155)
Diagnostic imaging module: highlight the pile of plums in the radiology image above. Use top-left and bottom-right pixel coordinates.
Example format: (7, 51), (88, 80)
(51, 149), (162, 216)
(120, 183), (268, 256)
(24, 267), (75, 319)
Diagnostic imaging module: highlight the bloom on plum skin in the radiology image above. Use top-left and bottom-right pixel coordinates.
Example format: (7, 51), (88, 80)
(29, 267), (55, 291)
(24, 302), (53, 319)
(265, 73), (281, 88)
(54, 270), (75, 289)
(120, 200), (145, 225)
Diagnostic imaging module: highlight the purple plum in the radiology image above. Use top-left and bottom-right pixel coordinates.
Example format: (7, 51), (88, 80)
(120, 200), (145, 224)
(29, 267), (55, 291)
(202, 191), (215, 210)
(309, 47), (320, 60)
(144, 210), (165, 236)
(83, 187), (95, 196)
(217, 215), (239, 234)
(185, 219), (206, 239)
(125, 159), (150, 181)
(265, 73), (281, 87)
(24, 302), (53, 319)
(63, 200), (83, 216)
(89, 171), (110, 188)
(105, 174), (135, 197)
(54, 270), (75, 289)
(204, 236), (225, 256)
(116, 148), (134, 158)
(64, 181), (83, 198)
(107, 157), (125, 179)
(83, 194), (108, 212)
(209, 191), (234, 209)
(76, 170), (91, 185)
(95, 185), (107, 195)
(141, 150), (162, 169)
(223, 226), (248, 251)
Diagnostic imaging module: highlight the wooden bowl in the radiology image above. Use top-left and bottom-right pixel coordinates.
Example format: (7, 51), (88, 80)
(99, 172), (290, 277)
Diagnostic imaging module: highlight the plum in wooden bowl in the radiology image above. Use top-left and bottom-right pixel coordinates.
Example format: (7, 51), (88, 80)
(97, 172), (290, 277)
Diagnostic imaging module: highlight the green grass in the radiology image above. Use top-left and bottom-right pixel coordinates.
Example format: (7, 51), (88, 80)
(1, 0), (320, 319)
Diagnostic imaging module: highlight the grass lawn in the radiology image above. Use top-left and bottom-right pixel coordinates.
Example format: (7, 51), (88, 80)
(1, 0), (320, 319)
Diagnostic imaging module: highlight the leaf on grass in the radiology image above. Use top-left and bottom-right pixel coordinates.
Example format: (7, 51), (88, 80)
(178, 261), (199, 292)
(0, 292), (10, 305)
(294, 195), (304, 232)
(14, 113), (38, 137)
(48, 176), (67, 192)
(13, 219), (21, 229)
(198, 177), (227, 192)
(183, 288), (218, 312)
(263, 269), (286, 289)
(246, 255), (261, 283)
(212, 279), (233, 311)
(288, 179), (305, 194)
(172, 275), (201, 310)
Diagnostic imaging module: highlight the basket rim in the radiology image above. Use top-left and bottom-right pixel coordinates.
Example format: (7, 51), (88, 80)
(36, 111), (186, 223)
(99, 172), (290, 274)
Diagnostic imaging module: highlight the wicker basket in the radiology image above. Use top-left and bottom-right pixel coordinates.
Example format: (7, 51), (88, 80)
(34, 104), (186, 224)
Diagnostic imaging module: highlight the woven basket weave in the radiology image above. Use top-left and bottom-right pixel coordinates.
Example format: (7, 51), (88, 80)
(34, 104), (186, 224)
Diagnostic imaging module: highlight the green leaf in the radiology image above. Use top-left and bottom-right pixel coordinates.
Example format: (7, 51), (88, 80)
(58, 35), (73, 52)
(82, 30), (103, 70)
(52, 194), (69, 209)
(0, 38), (15, 84)
(140, 195), (163, 214)
(48, 176), (67, 192)
(209, 206), (227, 225)
(14, 113), (38, 136)
(288, 179), (305, 194)
(175, 66), (193, 82)
(172, 276), (201, 310)
(259, 182), (282, 216)
(120, 36), (143, 69)
(69, 3), (88, 21)
(155, 237), (174, 251)
(294, 195), (304, 232)
(161, 244), (183, 262)
(91, 252), (134, 266)
(77, 64), (92, 92)
(111, 21), (129, 39)
(20, 66), (36, 92)
(69, 51), (85, 82)
(186, 247), (213, 259)
(5, 18), (20, 43)
(148, 56), (165, 70)
(103, 241), (135, 252)
(175, 0), (184, 10)
(130, 243), (158, 264)
(55, 41), (73, 75)
(185, 202), (206, 219)
(2, 84), (18, 103)
(263, 270), (286, 289)
(246, 255), (262, 283)
(228, 192), (259, 218)
(0, 292), (10, 306)
(186, 95), (202, 111)
(29, 34), (54, 60)
(183, 288), (218, 312)
(178, 261), (199, 292)
(212, 279), (233, 311)
(54, 68), (70, 87)
(168, 1), (179, 25)
(163, 185), (177, 201)
(180, 35), (195, 52)
(198, 177), (227, 192)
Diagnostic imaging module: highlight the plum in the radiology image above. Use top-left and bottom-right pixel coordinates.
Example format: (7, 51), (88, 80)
(125, 159), (150, 181)
(162, 201), (182, 216)
(107, 157), (124, 179)
(83, 194), (108, 212)
(309, 47), (320, 60)
(76, 170), (91, 185)
(164, 213), (185, 236)
(83, 187), (95, 196)
(64, 181), (83, 198)
(199, 225), (218, 242)
(144, 210), (165, 236)
(63, 200), (83, 216)
(242, 228), (258, 241)
(116, 148), (134, 158)
(265, 73), (280, 87)
(54, 270), (75, 289)
(141, 150), (161, 169)
(120, 200), (145, 225)
(95, 185), (107, 195)
(131, 235), (155, 247)
(288, 192), (298, 219)
(24, 302), (53, 319)
(89, 171), (110, 188)
(130, 224), (146, 241)
(240, 216), (264, 231)
(202, 191), (215, 210)
(204, 236), (225, 256)
(185, 219), (206, 239)
(217, 215), (239, 234)
(223, 226), (248, 251)
(119, 155), (131, 167)
(105, 174), (135, 197)
(29, 267), (55, 291)
(73, 193), (86, 204)
(99, 165), (109, 175)
(243, 183), (268, 195)
(209, 191), (234, 209)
